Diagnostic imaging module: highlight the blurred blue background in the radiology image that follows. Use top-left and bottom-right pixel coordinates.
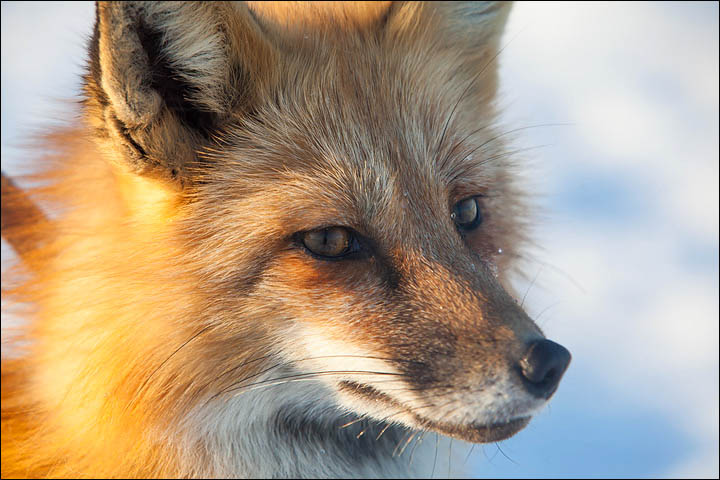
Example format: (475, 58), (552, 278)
(2, 2), (718, 478)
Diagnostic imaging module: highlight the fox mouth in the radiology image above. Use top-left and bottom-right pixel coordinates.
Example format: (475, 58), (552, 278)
(415, 415), (530, 443)
(338, 381), (531, 443)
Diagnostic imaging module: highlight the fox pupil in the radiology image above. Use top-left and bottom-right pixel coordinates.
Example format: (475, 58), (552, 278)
(452, 197), (482, 230)
(302, 227), (351, 258)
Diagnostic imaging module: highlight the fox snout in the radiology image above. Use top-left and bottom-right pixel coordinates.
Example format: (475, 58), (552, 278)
(284, 238), (571, 444)
(381, 264), (572, 442)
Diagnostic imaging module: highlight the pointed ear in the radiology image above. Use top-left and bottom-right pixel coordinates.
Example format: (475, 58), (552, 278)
(430, 1), (512, 49)
(385, 1), (512, 85)
(86, 1), (276, 185)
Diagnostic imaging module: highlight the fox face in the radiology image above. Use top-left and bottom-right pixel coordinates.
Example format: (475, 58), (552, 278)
(189, 72), (558, 444)
(135, 2), (570, 446)
(2, 2), (570, 478)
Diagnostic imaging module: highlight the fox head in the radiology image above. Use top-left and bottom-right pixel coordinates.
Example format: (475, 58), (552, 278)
(77, 0), (570, 466)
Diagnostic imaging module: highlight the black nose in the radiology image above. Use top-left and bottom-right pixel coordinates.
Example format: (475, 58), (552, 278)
(518, 339), (571, 399)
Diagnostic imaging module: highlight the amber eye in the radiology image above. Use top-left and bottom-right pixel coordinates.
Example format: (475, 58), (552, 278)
(451, 197), (482, 230)
(301, 227), (352, 258)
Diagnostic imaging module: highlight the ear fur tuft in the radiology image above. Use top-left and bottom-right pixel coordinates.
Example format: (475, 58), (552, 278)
(96, 2), (164, 128)
(87, 1), (272, 184)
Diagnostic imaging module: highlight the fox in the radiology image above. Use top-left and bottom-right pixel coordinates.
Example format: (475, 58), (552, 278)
(1, 1), (571, 478)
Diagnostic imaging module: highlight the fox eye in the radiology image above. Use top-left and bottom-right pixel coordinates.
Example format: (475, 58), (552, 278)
(451, 197), (482, 231)
(301, 227), (353, 258)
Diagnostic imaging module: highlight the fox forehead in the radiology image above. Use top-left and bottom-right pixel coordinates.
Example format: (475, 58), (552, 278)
(198, 56), (507, 233)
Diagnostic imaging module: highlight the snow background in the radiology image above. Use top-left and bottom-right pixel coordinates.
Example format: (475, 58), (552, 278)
(2, 2), (718, 478)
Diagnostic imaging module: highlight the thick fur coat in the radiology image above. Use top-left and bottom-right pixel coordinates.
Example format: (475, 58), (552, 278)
(1, 2), (570, 478)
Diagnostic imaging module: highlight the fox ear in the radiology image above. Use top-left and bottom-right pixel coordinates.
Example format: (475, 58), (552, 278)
(86, 1), (276, 185)
(429, 1), (512, 48)
(385, 1), (512, 84)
